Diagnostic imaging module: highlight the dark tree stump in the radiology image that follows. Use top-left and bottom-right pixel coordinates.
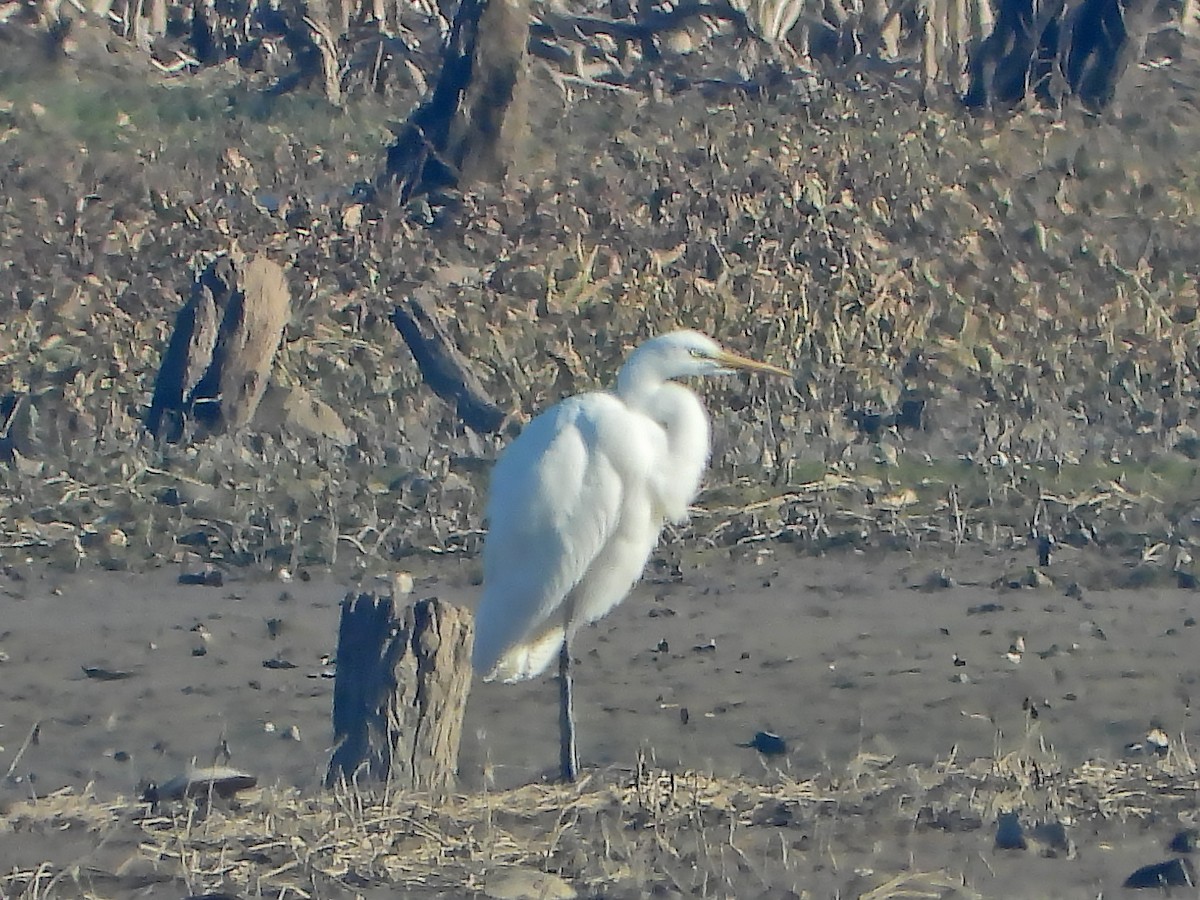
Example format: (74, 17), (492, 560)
(964, 0), (1152, 111)
(390, 298), (507, 433)
(377, 0), (530, 204)
(146, 254), (291, 442)
(326, 593), (474, 792)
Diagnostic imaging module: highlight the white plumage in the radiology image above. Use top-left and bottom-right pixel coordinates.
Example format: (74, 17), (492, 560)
(471, 330), (791, 779)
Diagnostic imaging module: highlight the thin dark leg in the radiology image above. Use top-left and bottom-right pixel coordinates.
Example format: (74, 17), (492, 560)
(558, 635), (578, 783)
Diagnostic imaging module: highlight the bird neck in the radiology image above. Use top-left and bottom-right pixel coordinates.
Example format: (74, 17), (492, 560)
(634, 381), (711, 523)
(615, 357), (665, 407)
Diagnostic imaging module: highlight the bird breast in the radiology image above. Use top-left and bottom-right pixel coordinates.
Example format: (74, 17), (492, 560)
(635, 382), (712, 525)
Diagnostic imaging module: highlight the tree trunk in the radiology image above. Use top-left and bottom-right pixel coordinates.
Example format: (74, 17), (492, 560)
(390, 297), (507, 434)
(378, 0), (530, 204)
(146, 253), (290, 443)
(964, 0), (1152, 110)
(326, 593), (475, 792)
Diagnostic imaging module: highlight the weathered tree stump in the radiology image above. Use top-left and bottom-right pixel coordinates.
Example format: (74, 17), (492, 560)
(146, 254), (291, 443)
(390, 297), (507, 434)
(326, 593), (474, 792)
(964, 0), (1152, 111)
(377, 0), (530, 204)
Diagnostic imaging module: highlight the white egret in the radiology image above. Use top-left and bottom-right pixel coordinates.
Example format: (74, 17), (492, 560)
(473, 330), (791, 781)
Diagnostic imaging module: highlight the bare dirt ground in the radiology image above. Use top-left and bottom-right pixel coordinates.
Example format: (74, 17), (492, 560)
(2, 540), (1197, 898)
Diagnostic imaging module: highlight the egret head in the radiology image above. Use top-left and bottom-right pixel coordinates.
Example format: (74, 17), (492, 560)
(620, 331), (792, 390)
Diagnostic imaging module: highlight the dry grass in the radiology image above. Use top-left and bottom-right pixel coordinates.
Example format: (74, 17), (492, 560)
(3, 731), (1197, 898)
(4, 41), (1200, 580)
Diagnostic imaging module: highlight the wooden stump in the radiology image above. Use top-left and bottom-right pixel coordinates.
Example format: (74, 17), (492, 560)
(963, 0), (1152, 110)
(377, 0), (530, 204)
(326, 593), (475, 792)
(146, 254), (291, 442)
(390, 298), (507, 434)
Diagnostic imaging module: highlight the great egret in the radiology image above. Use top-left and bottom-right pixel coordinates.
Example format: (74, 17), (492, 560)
(472, 330), (791, 781)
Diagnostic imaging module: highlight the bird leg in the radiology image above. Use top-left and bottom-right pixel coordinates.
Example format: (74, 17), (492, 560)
(558, 635), (579, 782)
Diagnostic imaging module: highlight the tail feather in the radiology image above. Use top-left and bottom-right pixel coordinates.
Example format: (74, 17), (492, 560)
(480, 627), (566, 683)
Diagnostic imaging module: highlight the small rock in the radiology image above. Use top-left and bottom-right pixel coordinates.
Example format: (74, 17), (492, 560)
(967, 602), (1005, 615)
(179, 567), (224, 587)
(483, 867), (576, 900)
(921, 569), (954, 591)
(1079, 620), (1106, 640)
(157, 487), (184, 507)
(744, 731), (788, 756)
(1124, 857), (1194, 888)
(995, 811), (1027, 850)
(1168, 828), (1198, 853)
(1025, 568), (1053, 588)
(259, 384), (354, 446)
(82, 665), (134, 681)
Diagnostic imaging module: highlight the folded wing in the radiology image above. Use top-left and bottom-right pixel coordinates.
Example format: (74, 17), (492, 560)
(472, 392), (664, 682)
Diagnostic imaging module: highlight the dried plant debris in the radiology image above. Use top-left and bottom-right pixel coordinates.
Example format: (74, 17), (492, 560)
(3, 754), (1199, 897)
(1, 30), (1200, 577)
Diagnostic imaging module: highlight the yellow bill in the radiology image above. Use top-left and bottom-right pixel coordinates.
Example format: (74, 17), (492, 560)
(715, 350), (792, 378)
